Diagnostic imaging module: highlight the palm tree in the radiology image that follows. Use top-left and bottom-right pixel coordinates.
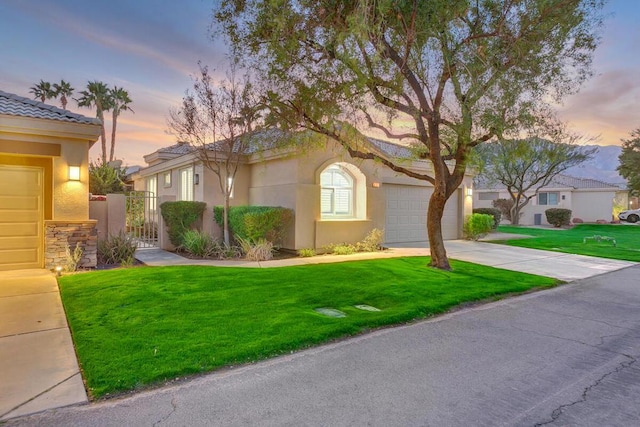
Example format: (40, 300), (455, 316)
(29, 80), (54, 103)
(52, 80), (74, 110)
(108, 87), (134, 162)
(76, 81), (111, 164)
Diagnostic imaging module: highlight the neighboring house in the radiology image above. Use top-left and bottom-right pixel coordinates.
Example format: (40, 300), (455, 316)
(0, 90), (101, 271)
(133, 131), (474, 250)
(474, 174), (620, 225)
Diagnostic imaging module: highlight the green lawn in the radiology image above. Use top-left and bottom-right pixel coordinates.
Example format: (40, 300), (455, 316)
(495, 224), (640, 261)
(59, 257), (557, 399)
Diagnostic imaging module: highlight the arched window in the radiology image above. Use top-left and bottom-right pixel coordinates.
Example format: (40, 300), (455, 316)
(321, 165), (354, 217)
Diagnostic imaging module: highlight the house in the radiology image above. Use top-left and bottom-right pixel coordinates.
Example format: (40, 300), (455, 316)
(133, 131), (474, 250)
(0, 90), (101, 271)
(473, 174), (620, 225)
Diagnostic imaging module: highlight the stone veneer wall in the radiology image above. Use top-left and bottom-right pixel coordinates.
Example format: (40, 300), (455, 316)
(45, 220), (98, 270)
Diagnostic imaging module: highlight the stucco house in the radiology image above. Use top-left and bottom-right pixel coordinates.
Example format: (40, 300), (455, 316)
(0, 90), (101, 271)
(133, 131), (474, 250)
(473, 174), (620, 225)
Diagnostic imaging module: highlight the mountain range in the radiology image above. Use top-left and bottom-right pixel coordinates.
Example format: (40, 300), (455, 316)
(564, 144), (626, 187)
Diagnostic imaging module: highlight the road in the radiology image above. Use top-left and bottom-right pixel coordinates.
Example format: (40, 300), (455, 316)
(8, 265), (640, 426)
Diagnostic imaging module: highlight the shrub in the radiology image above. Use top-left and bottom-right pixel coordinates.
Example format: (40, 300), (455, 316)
(89, 162), (125, 195)
(545, 208), (572, 227)
(64, 242), (84, 272)
(214, 206), (294, 246)
(472, 208), (501, 229)
(97, 232), (137, 265)
(181, 230), (216, 258)
(160, 201), (207, 246)
(298, 248), (316, 257)
(492, 198), (521, 223)
(355, 228), (384, 252)
(237, 237), (274, 261)
(463, 214), (493, 241)
(332, 244), (357, 255)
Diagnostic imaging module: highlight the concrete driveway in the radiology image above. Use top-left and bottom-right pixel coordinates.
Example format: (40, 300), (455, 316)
(0, 269), (86, 421)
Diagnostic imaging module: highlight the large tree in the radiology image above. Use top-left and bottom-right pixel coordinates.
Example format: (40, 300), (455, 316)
(214, 0), (604, 270)
(474, 137), (596, 224)
(108, 86), (134, 163)
(168, 63), (263, 246)
(52, 80), (74, 110)
(77, 81), (112, 164)
(617, 128), (640, 196)
(29, 80), (54, 103)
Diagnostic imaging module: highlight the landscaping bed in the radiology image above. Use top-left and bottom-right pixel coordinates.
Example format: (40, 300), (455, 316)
(59, 258), (557, 399)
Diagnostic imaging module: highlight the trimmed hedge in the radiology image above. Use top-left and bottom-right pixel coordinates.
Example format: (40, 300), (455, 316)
(160, 201), (207, 246)
(463, 213), (494, 241)
(472, 208), (501, 229)
(214, 206), (294, 245)
(545, 208), (572, 227)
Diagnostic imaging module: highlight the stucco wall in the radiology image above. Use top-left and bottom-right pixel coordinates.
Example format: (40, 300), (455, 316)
(52, 141), (90, 220)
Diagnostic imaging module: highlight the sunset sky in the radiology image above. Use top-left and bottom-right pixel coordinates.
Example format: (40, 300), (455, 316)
(1, 0), (639, 167)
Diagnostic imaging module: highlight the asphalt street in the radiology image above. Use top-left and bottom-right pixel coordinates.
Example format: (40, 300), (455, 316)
(8, 265), (640, 426)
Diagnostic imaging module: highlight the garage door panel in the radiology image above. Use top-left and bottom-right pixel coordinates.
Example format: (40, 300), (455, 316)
(0, 166), (43, 270)
(385, 184), (459, 244)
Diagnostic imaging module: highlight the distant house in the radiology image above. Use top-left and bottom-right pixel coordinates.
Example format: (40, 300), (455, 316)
(0, 90), (101, 271)
(474, 174), (621, 225)
(133, 131), (474, 250)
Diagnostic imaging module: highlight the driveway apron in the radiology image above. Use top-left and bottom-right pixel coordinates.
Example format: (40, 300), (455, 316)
(0, 269), (86, 420)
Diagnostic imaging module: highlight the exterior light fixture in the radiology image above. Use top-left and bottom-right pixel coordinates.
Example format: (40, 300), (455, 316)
(68, 166), (81, 181)
(372, 182), (381, 188)
(55, 266), (63, 277)
(194, 174), (200, 185)
(466, 187), (473, 197)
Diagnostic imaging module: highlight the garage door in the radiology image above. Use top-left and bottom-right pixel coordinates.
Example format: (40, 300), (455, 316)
(0, 165), (43, 270)
(384, 185), (459, 243)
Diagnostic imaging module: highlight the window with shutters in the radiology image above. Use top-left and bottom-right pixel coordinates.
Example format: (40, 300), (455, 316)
(320, 164), (354, 218)
(180, 167), (193, 201)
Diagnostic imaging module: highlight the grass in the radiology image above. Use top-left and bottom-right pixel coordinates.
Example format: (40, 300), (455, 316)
(59, 257), (557, 399)
(495, 224), (640, 261)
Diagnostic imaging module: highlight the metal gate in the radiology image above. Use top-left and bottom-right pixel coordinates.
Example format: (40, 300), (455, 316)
(126, 191), (158, 248)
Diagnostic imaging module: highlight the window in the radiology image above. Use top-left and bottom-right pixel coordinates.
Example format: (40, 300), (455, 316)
(538, 192), (559, 206)
(478, 191), (499, 201)
(180, 167), (193, 201)
(321, 165), (354, 217)
(147, 176), (157, 211)
(163, 172), (172, 188)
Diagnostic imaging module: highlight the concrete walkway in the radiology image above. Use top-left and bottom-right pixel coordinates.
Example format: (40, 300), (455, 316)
(135, 234), (635, 281)
(0, 269), (87, 421)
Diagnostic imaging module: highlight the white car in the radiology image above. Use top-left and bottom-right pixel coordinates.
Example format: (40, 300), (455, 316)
(619, 209), (640, 223)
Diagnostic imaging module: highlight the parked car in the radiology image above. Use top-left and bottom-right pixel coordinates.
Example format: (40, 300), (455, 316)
(618, 209), (640, 223)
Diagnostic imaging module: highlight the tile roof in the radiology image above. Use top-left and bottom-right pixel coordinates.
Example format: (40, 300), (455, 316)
(0, 90), (101, 125)
(476, 173), (620, 190)
(155, 130), (416, 160)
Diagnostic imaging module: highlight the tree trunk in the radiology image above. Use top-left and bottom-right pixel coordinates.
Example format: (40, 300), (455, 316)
(110, 110), (118, 162)
(511, 204), (521, 225)
(97, 109), (107, 164)
(427, 189), (451, 270)
(223, 195), (230, 246)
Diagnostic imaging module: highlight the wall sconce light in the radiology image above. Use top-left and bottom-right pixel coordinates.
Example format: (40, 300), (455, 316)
(68, 165), (81, 181)
(466, 187), (473, 197)
(372, 182), (381, 188)
(194, 174), (200, 185)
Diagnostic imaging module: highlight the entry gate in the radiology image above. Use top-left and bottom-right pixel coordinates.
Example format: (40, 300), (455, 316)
(126, 191), (158, 248)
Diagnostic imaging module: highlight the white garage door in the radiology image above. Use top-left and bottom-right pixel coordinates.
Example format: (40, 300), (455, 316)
(384, 185), (459, 244)
(0, 165), (43, 271)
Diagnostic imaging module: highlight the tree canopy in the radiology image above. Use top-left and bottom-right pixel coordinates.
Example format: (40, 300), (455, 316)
(474, 138), (595, 224)
(617, 128), (640, 196)
(214, 0), (604, 269)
